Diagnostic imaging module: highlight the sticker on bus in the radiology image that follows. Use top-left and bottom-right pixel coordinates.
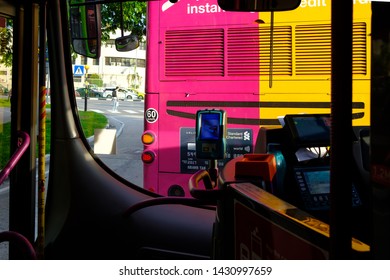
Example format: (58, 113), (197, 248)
(145, 108), (158, 123)
(180, 127), (253, 173)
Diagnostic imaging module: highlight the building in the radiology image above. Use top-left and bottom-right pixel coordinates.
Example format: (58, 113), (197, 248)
(1, 28), (146, 95)
(72, 30), (146, 93)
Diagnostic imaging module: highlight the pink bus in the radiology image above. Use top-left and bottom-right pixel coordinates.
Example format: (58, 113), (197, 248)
(141, 0), (262, 197)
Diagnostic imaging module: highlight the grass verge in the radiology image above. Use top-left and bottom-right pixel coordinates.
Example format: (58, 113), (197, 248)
(0, 108), (107, 169)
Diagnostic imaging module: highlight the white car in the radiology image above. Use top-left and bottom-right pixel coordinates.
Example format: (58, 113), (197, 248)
(103, 87), (139, 100)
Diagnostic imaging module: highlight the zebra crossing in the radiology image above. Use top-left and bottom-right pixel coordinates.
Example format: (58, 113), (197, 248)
(91, 109), (145, 115)
(76, 98), (145, 117)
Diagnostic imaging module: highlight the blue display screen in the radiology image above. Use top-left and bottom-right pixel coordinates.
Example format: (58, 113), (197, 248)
(199, 113), (220, 140)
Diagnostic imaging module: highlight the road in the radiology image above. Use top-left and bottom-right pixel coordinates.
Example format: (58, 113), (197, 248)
(75, 97), (145, 186)
(0, 97), (145, 259)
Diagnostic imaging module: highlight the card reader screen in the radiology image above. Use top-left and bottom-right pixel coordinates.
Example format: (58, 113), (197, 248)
(303, 170), (330, 194)
(199, 113), (220, 140)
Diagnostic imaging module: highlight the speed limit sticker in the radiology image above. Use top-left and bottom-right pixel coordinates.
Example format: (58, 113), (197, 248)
(145, 108), (158, 123)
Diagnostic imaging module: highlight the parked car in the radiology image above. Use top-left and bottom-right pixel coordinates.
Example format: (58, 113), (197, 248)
(103, 87), (139, 100)
(131, 89), (144, 100)
(137, 92), (144, 100)
(76, 87), (103, 98)
(126, 88), (141, 100)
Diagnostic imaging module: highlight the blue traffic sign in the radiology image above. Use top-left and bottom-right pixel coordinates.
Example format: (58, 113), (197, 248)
(73, 65), (85, 76)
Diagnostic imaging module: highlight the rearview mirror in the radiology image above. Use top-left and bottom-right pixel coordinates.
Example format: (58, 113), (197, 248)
(217, 0), (301, 12)
(69, 0), (101, 58)
(115, 34), (139, 52)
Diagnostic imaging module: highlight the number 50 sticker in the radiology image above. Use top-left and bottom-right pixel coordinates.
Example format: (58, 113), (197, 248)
(145, 108), (158, 123)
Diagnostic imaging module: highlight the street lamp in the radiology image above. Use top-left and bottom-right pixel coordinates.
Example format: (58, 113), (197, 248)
(84, 65), (90, 111)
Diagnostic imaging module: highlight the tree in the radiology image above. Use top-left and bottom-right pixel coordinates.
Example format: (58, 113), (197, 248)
(0, 1), (147, 66)
(0, 20), (13, 67)
(88, 73), (104, 87)
(100, 2), (146, 43)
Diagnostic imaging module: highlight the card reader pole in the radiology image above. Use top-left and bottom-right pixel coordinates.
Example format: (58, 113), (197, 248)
(208, 159), (219, 188)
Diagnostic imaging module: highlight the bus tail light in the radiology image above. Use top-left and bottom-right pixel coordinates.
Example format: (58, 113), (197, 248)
(142, 150), (155, 163)
(142, 131), (155, 145)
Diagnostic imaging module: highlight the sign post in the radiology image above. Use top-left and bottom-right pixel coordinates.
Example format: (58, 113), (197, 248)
(84, 65), (90, 111)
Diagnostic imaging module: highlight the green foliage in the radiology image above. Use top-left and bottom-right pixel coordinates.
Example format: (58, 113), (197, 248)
(0, 121), (11, 169)
(0, 98), (10, 107)
(1, 2), (147, 66)
(0, 109), (107, 169)
(87, 73), (104, 87)
(0, 22), (13, 67)
(101, 2), (146, 43)
(78, 111), (108, 136)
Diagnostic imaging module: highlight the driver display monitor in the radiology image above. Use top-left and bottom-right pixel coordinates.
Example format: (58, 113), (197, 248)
(284, 114), (331, 147)
(294, 166), (362, 211)
(303, 169), (330, 194)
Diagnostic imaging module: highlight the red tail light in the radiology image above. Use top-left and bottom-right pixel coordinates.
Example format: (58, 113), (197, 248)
(142, 150), (155, 163)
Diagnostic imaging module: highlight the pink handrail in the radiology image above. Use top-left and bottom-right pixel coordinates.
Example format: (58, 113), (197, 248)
(0, 231), (37, 259)
(0, 131), (30, 185)
(0, 131), (36, 259)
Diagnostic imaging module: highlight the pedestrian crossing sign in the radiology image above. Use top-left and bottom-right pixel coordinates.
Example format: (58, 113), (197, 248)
(73, 65), (85, 76)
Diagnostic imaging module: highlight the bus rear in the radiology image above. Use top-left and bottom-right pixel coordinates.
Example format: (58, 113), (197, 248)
(256, 1), (371, 127)
(142, 0), (371, 197)
(142, 0), (261, 196)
